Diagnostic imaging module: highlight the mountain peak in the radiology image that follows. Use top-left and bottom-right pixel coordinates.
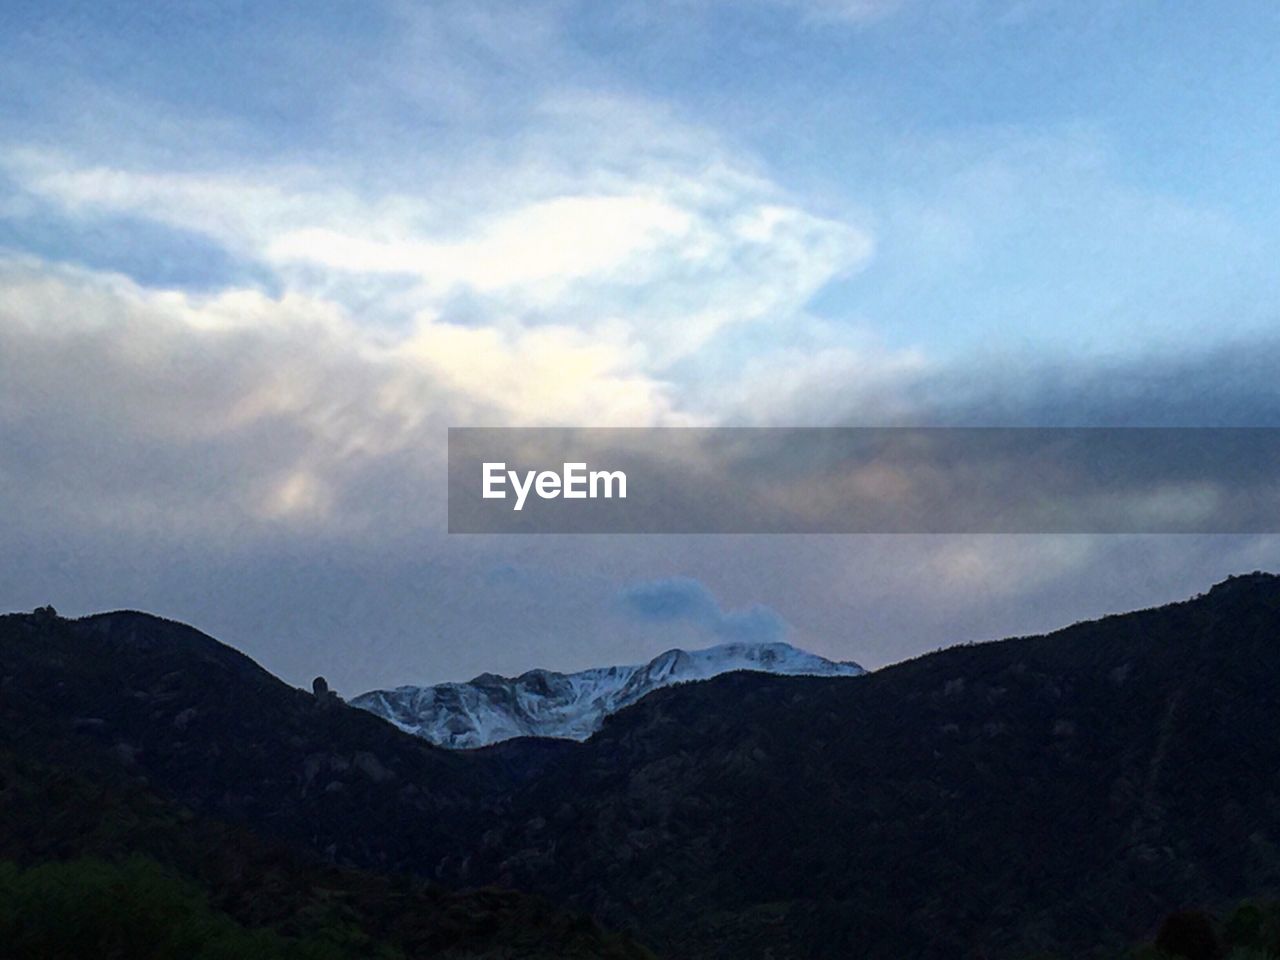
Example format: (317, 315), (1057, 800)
(351, 640), (864, 749)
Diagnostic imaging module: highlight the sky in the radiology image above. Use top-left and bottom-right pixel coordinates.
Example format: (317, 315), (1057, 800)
(3, 0), (1280, 693)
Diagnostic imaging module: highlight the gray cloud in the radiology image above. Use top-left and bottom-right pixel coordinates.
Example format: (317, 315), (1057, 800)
(449, 426), (1280, 534)
(619, 576), (788, 644)
(4, 256), (1280, 693)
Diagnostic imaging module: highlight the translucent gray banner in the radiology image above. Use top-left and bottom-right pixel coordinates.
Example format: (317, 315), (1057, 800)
(447, 427), (1280, 534)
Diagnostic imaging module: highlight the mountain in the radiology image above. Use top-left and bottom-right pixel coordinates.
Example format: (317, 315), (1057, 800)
(462, 572), (1280, 959)
(350, 641), (865, 749)
(3, 574), (1280, 959)
(0, 609), (652, 958)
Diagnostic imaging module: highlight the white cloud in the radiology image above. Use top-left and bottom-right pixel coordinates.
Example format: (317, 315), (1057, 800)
(0, 257), (692, 546)
(267, 194), (696, 292)
(2, 91), (874, 366)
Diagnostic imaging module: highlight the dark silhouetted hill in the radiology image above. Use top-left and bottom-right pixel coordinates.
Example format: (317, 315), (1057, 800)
(0, 609), (652, 959)
(4, 574), (1280, 958)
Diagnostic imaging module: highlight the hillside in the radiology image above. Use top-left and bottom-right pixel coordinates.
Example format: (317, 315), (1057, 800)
(460, 572), (1280, 958)
(0, 608), (652, 959)
(3, 574), (1280, 958)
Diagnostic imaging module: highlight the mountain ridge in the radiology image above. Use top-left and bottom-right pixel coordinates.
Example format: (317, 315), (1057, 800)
(3, 572), (1280, 958)
(350, 639), (865, 749)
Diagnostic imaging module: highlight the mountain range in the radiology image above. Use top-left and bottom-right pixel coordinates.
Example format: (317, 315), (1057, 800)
(351, 641), (865, 748)
(3, 572), (1280, 958)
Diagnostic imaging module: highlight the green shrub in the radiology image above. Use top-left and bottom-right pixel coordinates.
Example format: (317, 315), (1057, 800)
(0, 856), (349, 960)
(1225, 903), (1267, 951)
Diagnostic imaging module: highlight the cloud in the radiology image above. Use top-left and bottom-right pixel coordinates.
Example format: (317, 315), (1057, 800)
(740, 0), (1071, 27)
(3, 0), (1279, 697)
(4, 249), (1280, 690)
(0, 255), (691, 553)
(2, 94), (873, 364)
(619, 577), (788, 644)
(451, 425), (1280, 535)
(268, 194), (694, 290)
(777, 0), (908, 24)
(0, 72), (884, 677)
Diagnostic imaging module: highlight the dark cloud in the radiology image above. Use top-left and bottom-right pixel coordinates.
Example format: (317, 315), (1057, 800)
(450, 426), (1280, 534)
(917, 338), (1280, 428)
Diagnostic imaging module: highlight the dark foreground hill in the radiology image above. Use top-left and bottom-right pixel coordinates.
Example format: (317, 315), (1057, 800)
(3, 574), (1280, 959)
(0, 609), (651, 959)
(469, 572), (1280, 958)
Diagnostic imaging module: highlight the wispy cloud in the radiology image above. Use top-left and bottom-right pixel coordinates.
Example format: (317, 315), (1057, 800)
(3, 90), (872, 365)
(772, 0), (909, 25)
(620, 577), (788, 644)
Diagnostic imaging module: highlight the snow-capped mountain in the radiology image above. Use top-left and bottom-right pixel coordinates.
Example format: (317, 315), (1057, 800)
(351, 641), (865, 749)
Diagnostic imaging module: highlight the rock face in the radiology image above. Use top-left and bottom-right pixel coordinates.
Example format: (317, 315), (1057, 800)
(350, 641), (866, 749)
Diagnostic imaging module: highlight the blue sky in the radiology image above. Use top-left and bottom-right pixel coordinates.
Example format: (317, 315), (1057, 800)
(3, 1), (1280, 690)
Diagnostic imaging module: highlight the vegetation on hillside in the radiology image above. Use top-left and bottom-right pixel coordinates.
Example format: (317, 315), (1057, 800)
(0, 856), (365, 960)
(1035, 899), (1280, 960)
(0, 749), (652, 959)
(3, 574), (1280, 958)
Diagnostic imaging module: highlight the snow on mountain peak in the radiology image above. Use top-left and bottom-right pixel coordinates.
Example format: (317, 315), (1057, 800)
(350, 640), (865, 750)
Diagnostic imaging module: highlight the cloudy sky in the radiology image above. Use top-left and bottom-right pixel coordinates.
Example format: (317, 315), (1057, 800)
(3, 0), (1280, 693)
